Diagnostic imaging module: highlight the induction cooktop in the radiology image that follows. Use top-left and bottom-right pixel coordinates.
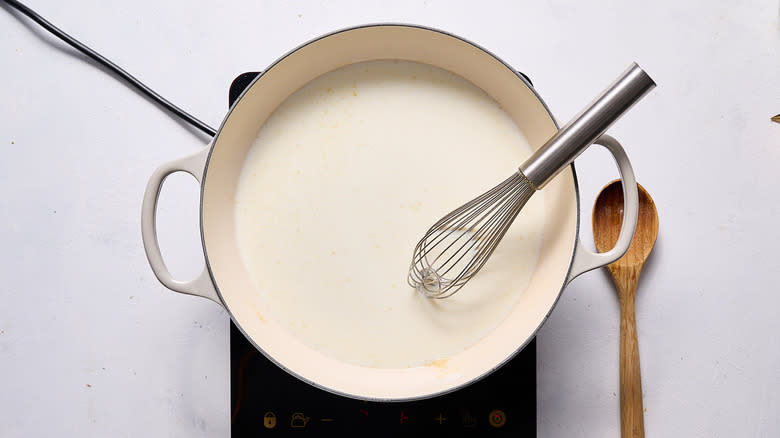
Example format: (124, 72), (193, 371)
(228, 71), (537, 437)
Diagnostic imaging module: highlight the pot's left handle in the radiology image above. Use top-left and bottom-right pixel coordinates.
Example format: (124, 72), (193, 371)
(566, 134), (639, 284)
(141, 146), (221, 304)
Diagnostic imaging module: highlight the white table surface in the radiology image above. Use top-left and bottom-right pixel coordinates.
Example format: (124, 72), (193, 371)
(1, 0), (778, 436)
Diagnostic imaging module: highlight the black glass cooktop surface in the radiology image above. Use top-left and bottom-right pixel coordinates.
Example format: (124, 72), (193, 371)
(228, 71), (536, 437)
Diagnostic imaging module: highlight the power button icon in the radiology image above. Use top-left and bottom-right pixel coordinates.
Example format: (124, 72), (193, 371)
(488, 409), (506, 428)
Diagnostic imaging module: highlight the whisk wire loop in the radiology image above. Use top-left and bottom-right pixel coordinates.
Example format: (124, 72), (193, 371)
(408, 171), (535, 298)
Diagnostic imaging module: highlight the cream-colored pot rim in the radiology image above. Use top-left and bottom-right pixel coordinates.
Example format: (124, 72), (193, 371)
(140, 24), (639, 402)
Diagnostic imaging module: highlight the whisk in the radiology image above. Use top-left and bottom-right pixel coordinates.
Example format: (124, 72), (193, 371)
(408, 63), (655, 298)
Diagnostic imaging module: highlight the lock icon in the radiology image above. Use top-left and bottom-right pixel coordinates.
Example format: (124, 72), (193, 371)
(263, 412), (277, 429)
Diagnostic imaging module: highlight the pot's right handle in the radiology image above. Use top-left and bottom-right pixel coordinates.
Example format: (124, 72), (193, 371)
(141, 146), (221, 304)
(566, 134), (638, 284)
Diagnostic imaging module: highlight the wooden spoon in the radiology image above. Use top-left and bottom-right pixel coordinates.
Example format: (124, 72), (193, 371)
(592, 181), (658, 438)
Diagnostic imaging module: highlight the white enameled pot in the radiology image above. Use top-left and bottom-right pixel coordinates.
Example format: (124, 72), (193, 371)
(141, 24), (638, 401)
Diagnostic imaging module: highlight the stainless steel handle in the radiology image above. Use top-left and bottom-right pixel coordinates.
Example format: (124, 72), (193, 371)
(520, 63), (655, 189)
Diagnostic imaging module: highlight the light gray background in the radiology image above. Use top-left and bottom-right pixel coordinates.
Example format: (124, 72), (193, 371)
(1, 1), (778, 436)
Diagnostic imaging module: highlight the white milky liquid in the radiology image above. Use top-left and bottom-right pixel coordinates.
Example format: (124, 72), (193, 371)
(235, 60), (545, 368)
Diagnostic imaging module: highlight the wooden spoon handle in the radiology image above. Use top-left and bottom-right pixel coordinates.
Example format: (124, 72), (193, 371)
(620, 297), (645, 438)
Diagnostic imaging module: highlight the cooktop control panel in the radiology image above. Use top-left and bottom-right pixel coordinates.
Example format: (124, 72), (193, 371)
(231, 322), (535, 436)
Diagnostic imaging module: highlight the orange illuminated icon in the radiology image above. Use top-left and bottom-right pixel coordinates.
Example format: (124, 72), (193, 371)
(263, 412), (276, 429)
(488, 409), (506, 428)
(291, 412), (310, 428)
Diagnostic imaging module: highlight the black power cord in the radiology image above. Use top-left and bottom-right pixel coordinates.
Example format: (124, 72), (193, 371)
(2, 0), (217, 137)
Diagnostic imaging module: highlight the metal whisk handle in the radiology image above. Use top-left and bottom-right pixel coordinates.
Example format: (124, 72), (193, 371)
(519, 63), (655, 189)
